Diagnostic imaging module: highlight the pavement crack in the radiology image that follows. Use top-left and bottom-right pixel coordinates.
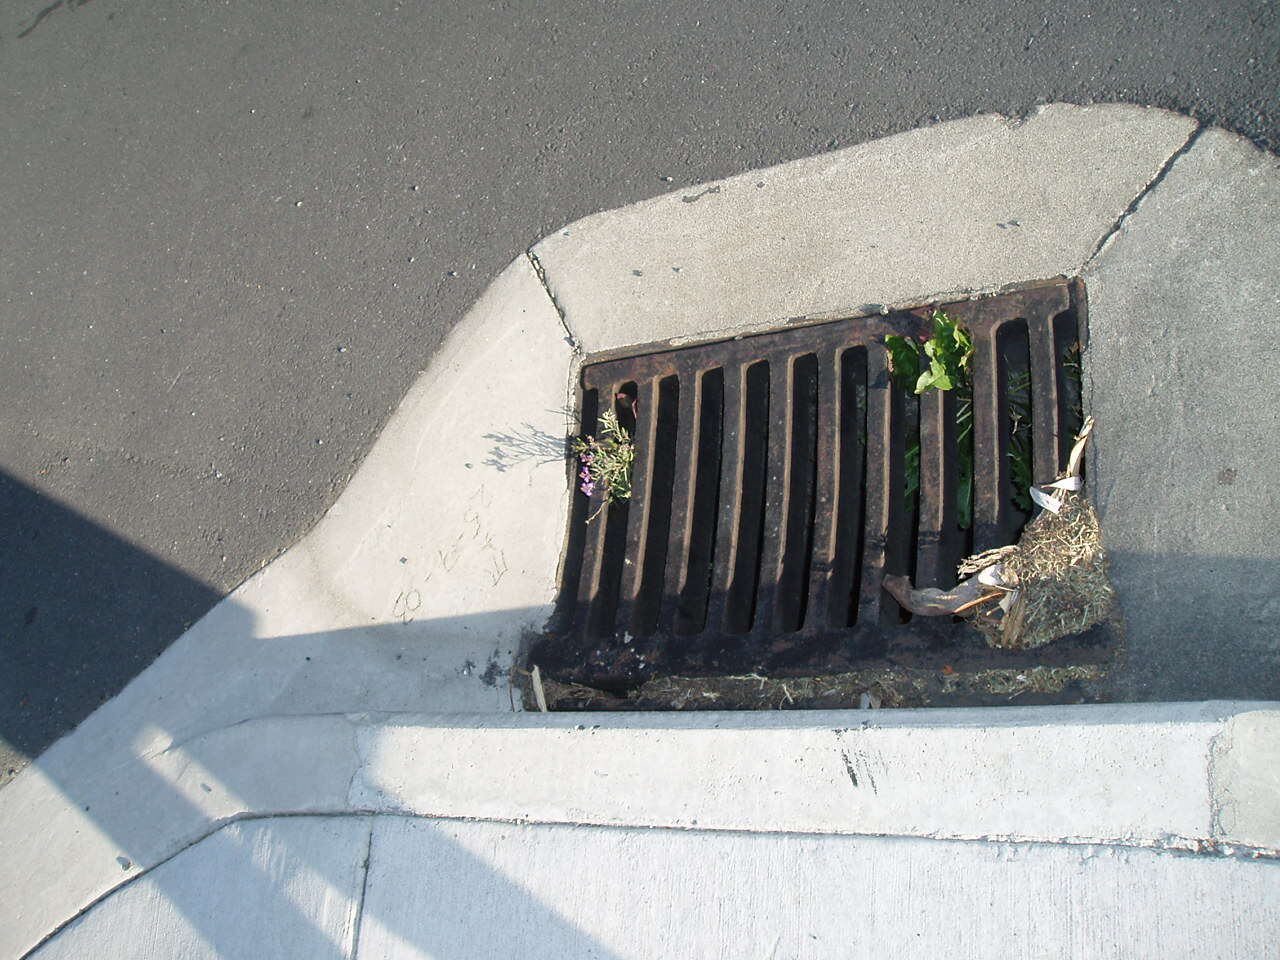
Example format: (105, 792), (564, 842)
(1081, 122), (1205, 271)
(525, 249), (582, 357)
(349, 817), (375, 959)
(680, 184), (722, 203)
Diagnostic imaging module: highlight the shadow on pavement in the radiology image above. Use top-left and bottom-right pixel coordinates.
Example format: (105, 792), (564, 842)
(0, 470), (219, 786)
(6, 574), (617, 955)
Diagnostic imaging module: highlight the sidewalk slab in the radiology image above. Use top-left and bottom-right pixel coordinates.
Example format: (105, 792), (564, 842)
(1084, 128), (1280, 702)
(29, 817), (367, 960)
(29, 813), (1280, 960)
(358, 816), (1280, 960)
(532, 103), (1196, 352)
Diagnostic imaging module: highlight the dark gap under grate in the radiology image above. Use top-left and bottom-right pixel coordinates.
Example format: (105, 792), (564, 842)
(537, 279), (1108, 694)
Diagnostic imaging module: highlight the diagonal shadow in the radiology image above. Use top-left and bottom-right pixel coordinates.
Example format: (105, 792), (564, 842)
(0, 471), (220, 787)
(1, 475), (622, 959)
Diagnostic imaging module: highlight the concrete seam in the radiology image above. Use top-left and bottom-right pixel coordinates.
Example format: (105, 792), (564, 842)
(15, 810), (254, 960)
(16, 810), (373, 960)
(1080, 122), (1205, 271)
(326, 811), (1280, 860)
(1206, 718), (1232, 840)
(525, 249), (583, 357)
(348, 816), (375, 960)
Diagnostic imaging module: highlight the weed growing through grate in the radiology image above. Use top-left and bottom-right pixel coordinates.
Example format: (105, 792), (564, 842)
(887, 311), (1047, 524)
(887, 310), (976, 527)
(572, 405), (635, 520)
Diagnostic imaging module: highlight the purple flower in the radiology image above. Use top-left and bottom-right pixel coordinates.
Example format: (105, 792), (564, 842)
(579, 466), (592, 482)
(579, 450), (595, 465)
(580, 480), (595, 497)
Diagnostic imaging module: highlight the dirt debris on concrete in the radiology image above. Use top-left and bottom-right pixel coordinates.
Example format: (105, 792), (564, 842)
(520, 662), (1108, 712)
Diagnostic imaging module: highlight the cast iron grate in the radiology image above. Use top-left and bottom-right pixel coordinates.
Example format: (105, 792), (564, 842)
(536, 279), (1107, 691)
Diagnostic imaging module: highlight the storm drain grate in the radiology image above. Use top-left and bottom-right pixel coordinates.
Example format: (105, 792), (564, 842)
(535, 279), (1109, 692)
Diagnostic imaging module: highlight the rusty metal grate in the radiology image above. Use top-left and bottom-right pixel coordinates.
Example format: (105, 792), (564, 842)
(536, 279), (1105, 690)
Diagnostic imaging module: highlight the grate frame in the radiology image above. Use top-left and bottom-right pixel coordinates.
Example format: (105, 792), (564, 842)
(536, 278), (1112, 690)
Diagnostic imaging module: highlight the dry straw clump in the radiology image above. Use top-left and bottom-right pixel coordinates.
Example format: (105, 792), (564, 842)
(966, 487), (1115, 649)
(962, 417), (1115, 649)
(884, 417), (1116, 650)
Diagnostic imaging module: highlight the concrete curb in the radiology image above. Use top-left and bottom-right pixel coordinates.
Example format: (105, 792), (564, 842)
(11, 703), (1280, 958)
(4, 103), (1280, 958)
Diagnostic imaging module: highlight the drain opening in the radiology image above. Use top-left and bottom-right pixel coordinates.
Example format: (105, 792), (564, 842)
(830, 346), (868, 630)
(533, 278), (1116, 708)
(626, 375), (679, 638)
(725, 360), (770, 635)
(675, 368), (724, 635)
(1000, 318), (1034, 543)
(777, 354), (819, 634)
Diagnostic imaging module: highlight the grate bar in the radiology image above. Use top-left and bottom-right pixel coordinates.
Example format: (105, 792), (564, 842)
(706, 363), (744, 634)
(575, 384), (620, 637)
(826, 347), (866, 629)
(856, 346), (895, 630)
(1029, 314), (1064, 484)
(915, 386), (960, 588)
(803, 347), (841, 631)
(658, 368), (701, 630)
(752, 356), (794, 635)
(723, 361), (772, 634)
(614, 377), (660, 634)
(969, 328), (1005, 553)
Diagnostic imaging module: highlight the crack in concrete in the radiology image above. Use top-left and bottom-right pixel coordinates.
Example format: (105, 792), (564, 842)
(348, 817), (375, 960)
(151, 709), (378, 762)
(1081, 123), (1206, 271)
(525, 249), (582, 357)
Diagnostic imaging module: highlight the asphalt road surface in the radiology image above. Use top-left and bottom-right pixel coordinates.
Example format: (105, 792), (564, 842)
(1, 0), (1276, 785)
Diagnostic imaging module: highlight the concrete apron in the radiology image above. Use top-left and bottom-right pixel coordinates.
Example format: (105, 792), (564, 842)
(3, 103), (1279, 958)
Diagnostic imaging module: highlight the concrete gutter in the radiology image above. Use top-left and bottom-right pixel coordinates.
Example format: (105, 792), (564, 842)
(3, 103), (1280, 958)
